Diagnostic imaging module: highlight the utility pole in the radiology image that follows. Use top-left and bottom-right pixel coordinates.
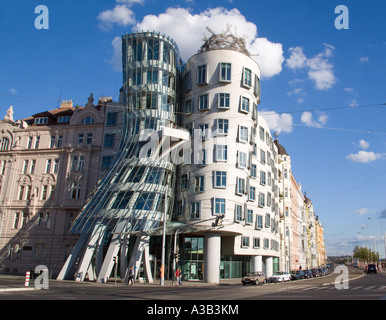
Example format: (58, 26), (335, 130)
(160, 189), (167, 286)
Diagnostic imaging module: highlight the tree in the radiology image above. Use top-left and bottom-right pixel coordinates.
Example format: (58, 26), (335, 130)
(353, 246), (379, 262)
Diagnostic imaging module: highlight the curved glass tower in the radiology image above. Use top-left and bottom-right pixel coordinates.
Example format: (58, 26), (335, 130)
(58, 32), (187, 283)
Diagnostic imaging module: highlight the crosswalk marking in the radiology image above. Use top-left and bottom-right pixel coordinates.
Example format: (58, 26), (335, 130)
(302, 285), (386, 291)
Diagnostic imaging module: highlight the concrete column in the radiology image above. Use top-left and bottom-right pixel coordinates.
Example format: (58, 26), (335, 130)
(252, 255), (262, 272)
(265, 257), (273, 278)
(204, 233), (221, 283)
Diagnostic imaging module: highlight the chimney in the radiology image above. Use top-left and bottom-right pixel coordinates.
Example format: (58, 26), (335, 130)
(60, 99), (73, 109)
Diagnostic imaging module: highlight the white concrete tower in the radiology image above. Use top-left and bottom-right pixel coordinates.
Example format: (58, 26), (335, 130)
(176, 31), (281, 282)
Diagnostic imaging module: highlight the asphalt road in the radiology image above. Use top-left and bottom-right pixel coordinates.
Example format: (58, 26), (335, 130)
(0, 267), (384, 301)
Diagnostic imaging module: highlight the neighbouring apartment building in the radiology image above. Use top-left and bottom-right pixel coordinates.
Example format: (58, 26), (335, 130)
(0, 30), (326, 283)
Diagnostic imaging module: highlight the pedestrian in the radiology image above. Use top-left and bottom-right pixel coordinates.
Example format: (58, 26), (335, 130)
(175, 268), (182, 286)
(128, 266), (134, 285)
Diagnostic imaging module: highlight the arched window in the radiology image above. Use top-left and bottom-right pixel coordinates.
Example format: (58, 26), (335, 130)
(0, 137), (10, 151)
(81, 117), (95, 124)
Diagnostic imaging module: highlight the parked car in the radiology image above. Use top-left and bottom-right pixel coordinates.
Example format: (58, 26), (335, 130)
(318, 268), (326, 276)
(366, 264), (377, 274)
(303, 269), (312, 279)
(269, 271), (291, 283)
(241, 272), (267, 285)
(311, 268), (320, 277)
(290, 270), (305, 280)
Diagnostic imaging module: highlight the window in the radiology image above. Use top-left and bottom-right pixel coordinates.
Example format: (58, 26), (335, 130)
(254, 237), (261, 248)
(77, 156), (85, 171)
(198, 94), (209, 110)
(34, 117), (48, 125)
(260, 150), (266, 164)
(86, 133), (93, 145)
(258, 192), (265, 207)
(134, 192), (156, 210)
(198, 124), (209, 140)
(106, 112), (118, 126)
(147, 38), (159, 60)
(241, 236), (249, 248)
(30, 160), (36, 174)
(104, 134), (115, 149)
(41, 185), (48, 200)
(194, 176), (204, 192)
(13, 212), (20, 229)
(214, 198), (226, 215)
(27, 137), (33, 149)
(197, 65), (207, 84)
(0, 137), (9, 151)
(249, 186), (256, 201)
(217, 119), (229, 135)
(235, 204), (242, 222)
(78, 133), (84, 144)
(238, 151), (247, 168)
(237, 177), (246, 195)
(184, 71), (192, 92)
(69, 182), (81, 199)
(259, 126), (265, 141)
(34, 136), (40, 149)
(180, 174), (189, 191)
(53, 159), (59, 173)
(45, 159), (51, 173)
(239, 126), (248, 142)
(71, 156), (78, 171)
(240, 96), (249, 113)
(190, 202), (200, 219)
(185, 99), (193, 114)
(251, 164), (257, 178)
(246, 209), (253, 224)
(197, 149), (207, 166)
(215, 145), (227, 161)
(57, 136), (63, 148)
(218, 93), (230, 109)
(256, 215), (263, 230)
(23, 160), (29, 174)
(219, 63), (231, 82)
(263, 238), (269, 249)
(265, 213), (271, 228)
(58, 116), (71, 123)
(147, 70), (158, 84)
(260, 171), (266, 185)
(81, 116), (94, 124)
(254, 75), (261, 97)
(243, 67), (252, 87)
(101, 155), (114, 172)
(18, 186), (25, 200)
(50, 136), (55, 148)
(214, 171), (226, 188)
(146, 167), (163, 184)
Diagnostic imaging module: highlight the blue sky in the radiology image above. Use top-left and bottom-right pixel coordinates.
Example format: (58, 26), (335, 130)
(1, 0), (385, 257)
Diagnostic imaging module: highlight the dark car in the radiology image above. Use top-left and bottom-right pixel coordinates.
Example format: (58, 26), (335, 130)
(303, 269), (312, 279)
(291, 270), (305, 280)
(311, 269), (319, 277)
(318, 268), (326, 276)
(366, 264), (377, 274)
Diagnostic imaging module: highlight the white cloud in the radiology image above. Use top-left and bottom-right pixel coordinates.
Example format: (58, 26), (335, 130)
(104, 7), (284, 78)
(259, 110), (293, 134)
(360, 56), (369, 62)
(301, 111), (328, 127)
(346, 151), (383, 163)
(8, 88), (17, 95)
(355, 208), (369, 215)
(107, 36), (122, 71)
(97, 5), (136, 31)
(348, 99), (359, 107)
(286, 44), (336, 90)
(358, 139), (370, 150)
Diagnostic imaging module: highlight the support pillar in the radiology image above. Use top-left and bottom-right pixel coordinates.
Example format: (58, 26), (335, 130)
(252, 255), (262, 272)
(204, 233), (221, 284)
(265, 257), (273, 278)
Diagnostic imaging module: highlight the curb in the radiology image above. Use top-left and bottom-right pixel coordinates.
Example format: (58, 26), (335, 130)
(0, 287), (39, 293)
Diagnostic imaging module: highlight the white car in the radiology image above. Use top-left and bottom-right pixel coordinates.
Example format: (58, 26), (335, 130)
(269, 271), (291, 283)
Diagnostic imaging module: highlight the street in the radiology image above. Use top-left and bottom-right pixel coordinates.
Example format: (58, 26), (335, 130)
(0, 267), (384, 301)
